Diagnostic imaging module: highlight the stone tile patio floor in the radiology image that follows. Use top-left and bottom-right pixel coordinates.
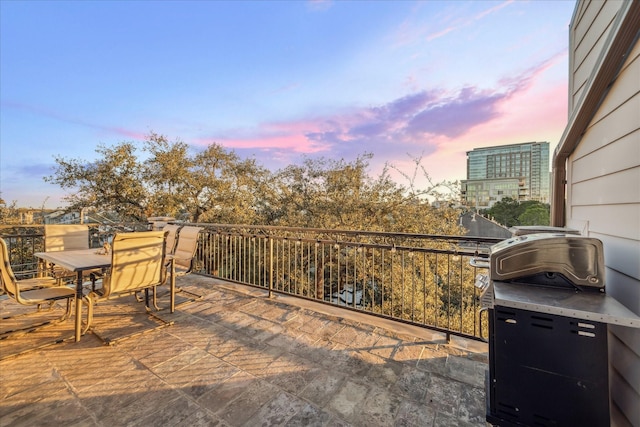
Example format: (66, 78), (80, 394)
(1, 275), (489, 427)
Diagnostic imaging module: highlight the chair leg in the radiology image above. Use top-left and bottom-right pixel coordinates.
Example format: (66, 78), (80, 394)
(89, 289), (174, 346)
(134, 291), (145, 303)
(36, 301), (57, 312)
(153, 276), (203, 309)
(152, 286), (161, 311)
(81, 294), (95, 335)
(61, 297), (73, 321)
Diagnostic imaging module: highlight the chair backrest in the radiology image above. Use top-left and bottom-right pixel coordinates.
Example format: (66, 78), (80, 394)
(163, 224), (182, 255)
(45, 224), (90, 252)
(0, 237), (21, 301)
(173, 226), (203, 271)
(102, 231), (167, 299)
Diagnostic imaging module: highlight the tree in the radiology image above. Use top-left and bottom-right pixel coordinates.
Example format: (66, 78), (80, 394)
(142, 132), (194, 218)
(484, 198), (550, 227)
(190, 144), (271, 224)
(518, 203), (550, 226)
(45, 142), (149, 221)
(388, 152), (461, 204)
(44, 132), (468, 235)
(0, 198), (20, 224)
(268, 154), (403, 230)
(45, 133), (272, 223)
(266, 153), (464, 234)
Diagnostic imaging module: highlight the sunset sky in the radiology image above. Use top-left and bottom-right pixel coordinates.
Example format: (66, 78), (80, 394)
(1, 0), (576, 208)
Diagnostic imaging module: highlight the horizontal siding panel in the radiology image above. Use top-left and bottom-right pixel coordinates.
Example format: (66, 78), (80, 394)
(572, 131), (640, 182)
(572, 0), (607, 55)
(572, 204), (640, 240)
(592, 48), (640, 123)
(610, 355), (640, 427)
(572, 95), (640, 158)
(573, 3), (618, 92)
(612, 321), (640, 362)
(571, 80), (588, 111)
(574, 0), (590, 27)
(570, 166), (640, 205)
(610, 332), (640, 396)
(608, 273), (639, 427)
(608, 273), (640, 425)
(604, 263), (640, 313)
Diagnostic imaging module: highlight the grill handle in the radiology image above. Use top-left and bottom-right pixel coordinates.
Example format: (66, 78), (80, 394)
(470, 257), (490, 268)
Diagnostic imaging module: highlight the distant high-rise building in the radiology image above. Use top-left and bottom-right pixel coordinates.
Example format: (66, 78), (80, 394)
(461, 141), (550, 209)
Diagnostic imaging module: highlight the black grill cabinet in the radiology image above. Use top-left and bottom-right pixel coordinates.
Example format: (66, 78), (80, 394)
(479, 234), (640, 427)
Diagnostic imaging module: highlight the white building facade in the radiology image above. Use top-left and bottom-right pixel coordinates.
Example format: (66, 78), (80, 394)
(552, 1), (640, 425)
(461, 141), (550, 209)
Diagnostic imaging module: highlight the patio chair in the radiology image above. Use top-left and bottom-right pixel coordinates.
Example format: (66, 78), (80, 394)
(171, 226), (203, 276)
(132, 223), (181, 304)
(159, 225), (203, 310)
(44, 224), (97, 286)
(82, 231), (172, 344)
(0, 237), (75, 338)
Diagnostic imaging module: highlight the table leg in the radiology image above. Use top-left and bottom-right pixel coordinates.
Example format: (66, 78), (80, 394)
(75, 271), (83, 342)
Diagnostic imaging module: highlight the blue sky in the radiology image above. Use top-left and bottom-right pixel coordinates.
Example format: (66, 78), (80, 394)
(1, 0), (576, 209)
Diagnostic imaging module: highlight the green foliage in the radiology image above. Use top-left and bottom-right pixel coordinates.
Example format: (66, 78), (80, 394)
(484, 197), (550, 227)
(518, 203), (550, 226)
(45, 142), (148, 221)
(0, 199), (20, 224)
(46, 134), (464, 235)
(45, 133), (270, 223)
(266, 153), (464, 235)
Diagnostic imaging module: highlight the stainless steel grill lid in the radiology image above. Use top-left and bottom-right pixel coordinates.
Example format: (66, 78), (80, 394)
(489, 233), (605, 290)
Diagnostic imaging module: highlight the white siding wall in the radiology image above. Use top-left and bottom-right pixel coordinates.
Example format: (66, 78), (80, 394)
(569, 1), (619, 111)
(566, 3), (640, 424)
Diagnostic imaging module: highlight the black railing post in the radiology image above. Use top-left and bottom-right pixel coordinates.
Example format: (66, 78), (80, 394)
(269, 237), (274, 298)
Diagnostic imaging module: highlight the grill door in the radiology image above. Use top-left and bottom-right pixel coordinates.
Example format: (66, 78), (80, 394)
(489, 306), (609, 427)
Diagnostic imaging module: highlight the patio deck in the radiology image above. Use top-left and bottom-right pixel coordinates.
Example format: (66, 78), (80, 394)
(1, 274), (489, 427)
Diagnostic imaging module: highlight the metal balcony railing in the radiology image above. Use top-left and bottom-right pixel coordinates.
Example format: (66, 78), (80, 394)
(193, 224), (499, 341)
(0, 223), (501, 341)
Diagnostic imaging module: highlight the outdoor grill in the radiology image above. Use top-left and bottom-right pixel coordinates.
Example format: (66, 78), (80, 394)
(476, 233), (640, 427)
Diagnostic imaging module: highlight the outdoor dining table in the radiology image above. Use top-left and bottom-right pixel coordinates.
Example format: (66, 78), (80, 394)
(34, 248), (176, 342)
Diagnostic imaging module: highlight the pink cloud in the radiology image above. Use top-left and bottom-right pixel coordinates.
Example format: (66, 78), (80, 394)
(421, 78), (568, 184)
(197, 119), (338, 154)
(269, 83), (302, 95)
(200, 55), (562, 167)
(2, 101), (146, 140)
(426, 1), (514, 42)
(192, 51), (565, 185)
(218, 133), (328, 153)
(307, 0), (332, 12)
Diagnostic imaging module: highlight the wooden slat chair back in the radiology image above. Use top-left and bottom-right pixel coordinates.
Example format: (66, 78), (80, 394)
(83, 231), (170, 341)
(0, 237), (75, 339)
